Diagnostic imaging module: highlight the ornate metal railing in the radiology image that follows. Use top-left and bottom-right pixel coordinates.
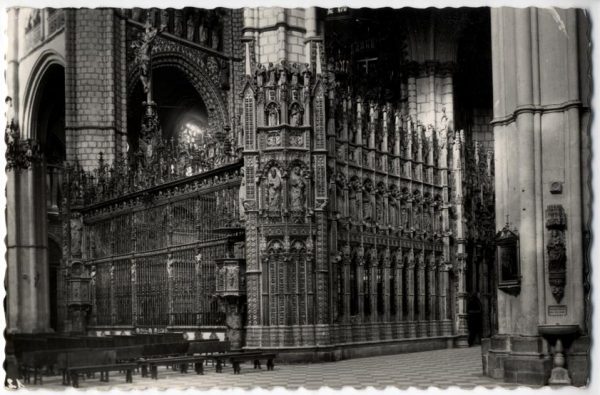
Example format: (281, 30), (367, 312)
(72, 160), (243, 330)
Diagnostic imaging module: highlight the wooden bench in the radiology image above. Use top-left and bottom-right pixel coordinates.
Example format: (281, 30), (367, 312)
(141, 356), (206, 379)
(63, 350), (137, 388)
(19, 351), (59, 384)
(224, 352), (277, 374)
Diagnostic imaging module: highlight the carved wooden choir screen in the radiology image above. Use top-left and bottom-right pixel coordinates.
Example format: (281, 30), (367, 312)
(84, 174), (241, 330)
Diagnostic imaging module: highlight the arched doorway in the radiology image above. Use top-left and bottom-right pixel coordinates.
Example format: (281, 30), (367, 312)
(31, 62), (66, 331)
(127, 66), (210, 152)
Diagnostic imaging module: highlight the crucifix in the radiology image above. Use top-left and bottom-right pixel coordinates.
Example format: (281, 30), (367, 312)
(133, 12), (165, 104)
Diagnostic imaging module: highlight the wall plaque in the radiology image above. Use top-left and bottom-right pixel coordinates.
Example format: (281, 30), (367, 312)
(548, 305), (567, 317)
(496, 223), (520, 295)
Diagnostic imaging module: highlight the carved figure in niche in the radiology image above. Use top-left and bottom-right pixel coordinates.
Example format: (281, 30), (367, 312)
(266, 104), (279, 126)
(301, 63), (311, 96)
(173, 11), (183, 37)
(239, 171), (246, 221)
(267, 62), (277, 85)
(349, 189), (357, 220)
(290, 63), (300, 85)
(70, 217), (83, 256)
(376, 196), (384, 224)
(412, 205), (420, 231)
(267, 167), (282, 211)
(5, 96), (16, 136)
(198, 21), (208, 45)
(363, 193), (372, 222)
(254, 63), (266, 87)
(211, 28), (220, 50)
(424, 212), (432, 232)
(289, 104), (303, 126)
(186, 16), (194, 41)
(390, 200), (398, 227)
(547, 228), (567, 302)
(278, 61), (287, 85)
(401, 207), (409, 229)
(167, 255), (174, 277)
(289, 166), (306, 211)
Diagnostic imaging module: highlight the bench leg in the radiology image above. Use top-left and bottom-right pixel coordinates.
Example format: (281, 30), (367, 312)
(215, 359), (222, 373)
(232, 361), (240, 374)
(151, 365), (158, 380)
(267, 359), (274, 371)
(126, 369), (133, 384)
(141, 364), (148, 378)
(180, 363), (188, 374)
(254, 359), (262, 369)
(194, 362), (204, 375)
(71, 372), (79, 388)
(62, 371), (68, 386)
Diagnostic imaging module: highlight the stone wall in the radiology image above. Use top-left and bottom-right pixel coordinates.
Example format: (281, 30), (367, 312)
(65, 9), (122, 169)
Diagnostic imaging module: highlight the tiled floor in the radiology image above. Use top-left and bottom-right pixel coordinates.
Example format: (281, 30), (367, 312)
(20, 346), (529, 390)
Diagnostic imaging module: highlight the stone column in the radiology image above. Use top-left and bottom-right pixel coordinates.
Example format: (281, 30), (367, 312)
(5, 7), (20, 333)
(405, 250), (416, 337)
(427, 253), (438, 336)
(416, 250), (427, 337)
(355, 246), (366, 341)
(382, 248), (392, 339)
(484, 8), (590, 385)
(394, 251), (405, 338)
(438, 259), (452, 335)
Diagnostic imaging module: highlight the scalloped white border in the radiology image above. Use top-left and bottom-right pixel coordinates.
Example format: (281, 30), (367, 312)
(1, 2), (598, 395)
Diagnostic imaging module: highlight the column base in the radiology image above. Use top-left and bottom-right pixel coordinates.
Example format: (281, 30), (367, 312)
(407, 321), (417, 338)
(428, 320), (439, 337)
(454, 334), (469, 348)
(548, 367), (571, 385)
(416, 321), (428, 337)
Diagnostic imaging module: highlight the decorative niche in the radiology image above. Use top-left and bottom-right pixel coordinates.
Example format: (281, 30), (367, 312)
(496, 224), (521, 295)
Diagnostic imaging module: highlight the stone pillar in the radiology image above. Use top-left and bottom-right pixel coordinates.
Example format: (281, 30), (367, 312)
(438, 259), (452, 335)
(5, 7), (20, 333)
(394, 251), (405, 338)
(416, 251), (427, 337)
(427, 253), (438, 336)
(484, 8), (590, 385)
(405, 250), (416, 337)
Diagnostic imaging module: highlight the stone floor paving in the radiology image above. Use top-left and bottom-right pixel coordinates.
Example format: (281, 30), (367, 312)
(25, 346), (534, 390)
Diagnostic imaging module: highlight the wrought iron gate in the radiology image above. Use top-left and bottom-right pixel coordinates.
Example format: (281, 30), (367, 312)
(77, 162), (243, 331)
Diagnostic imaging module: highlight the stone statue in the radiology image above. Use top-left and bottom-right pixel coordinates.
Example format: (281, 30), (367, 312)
(267, 167), (282, 210)
(289, 166), (306, 211)
(186, 16), (195, 41)
(289, 104), (302, 126)
(70, 217), (83, 256)
(401, 207), (409, 229)
(173, 11), (183, 37)
(267, 62), (277, 85)
(277, 60), (287, 86)
(198, 22), (208, 45)
(5, 96), (15, 133)
(239, 171), (246, 221)
(290, 62), (300, 85)
(376, 196), (384, 224)
(266, 105), (279, 126)
(211, 28), (220, 50)
(413, 205), (420, 231)
(255, 63), (266, 87)
(133, 17), (165, 98)
(349, 189), (357, 220)
(363, 193), (372, 222)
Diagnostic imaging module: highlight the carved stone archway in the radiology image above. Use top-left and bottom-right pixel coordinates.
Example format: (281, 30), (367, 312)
(127, 49), (230, 135)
